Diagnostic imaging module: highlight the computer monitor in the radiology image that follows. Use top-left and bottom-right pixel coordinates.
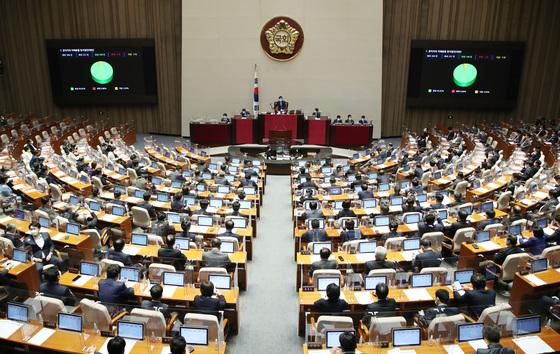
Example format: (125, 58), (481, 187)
(231, 158), (240, 164)
(171, 181), (183, 189)
(321, 167), (332, 174)
(392, 328), (421, 347)
(157, 193), (170, 202)
(363, 199), (377, 208)
(217, 186), (230, 194)
(375, 216), (390, 227)
(390, 196), (403, 206)
(209, 199), (223, 208)
(166, 212), (181, 224)
(434, 171), (442, 179)
(457, 323), (484, 342)
(7, 302), (29, 322)
(326, 329), (356, 349)
(312, 242), (332, 254)
(209, 163), (218, 171)
(403, 238), (421, 251)
(514, 315), (541, 336)
(354, 185), (362, 193)
(333, 201), (344, 210)
(163, 272), (185, 287)
(358, 241), (377, 253)
(120, 267), (140, 282)
(400, 181), (411, 190)
(184, 196), (196, 206)
(417, 194), (428, 203)
(198, 216), (213, 227)
(454, 269), (474, 284)
(509, 224), (522, 236)
(114, 185), (126, 195)
(481, 201), (494, 212)
(118, 167), (127, 175)
(133, 189), (145, 199)
(347, 174), (356, 182)
(352, 153), (360, 159)
(531, 258), (548, 273)
(202, 173), (212, 180)
(231, 218), (247, 228)
(317, 277), (340, 291)
(196, 184), (206, 192)
(472, 179), (481, 189)
(404, 214), (420, 224)
(38, 216), (50, 228)
(364, 276), (386, 290)
(228, 166), (238, 173)
(111, 205), (126, 217)
(58, 313), (83, 333)
(368, 172), (377, 179)
(208, 274), (231, 290)
(307, 219), (325, 229)
(243, 187), (256, 195)
(535, 218), (548, 229)
(410, 273), (432, 288)
(220, 241), (235, 254)
(476, 231), (490, 243)
(175, 237), (191, 250)
(68, 195), (80, 205)
(151, 177), (162, 186)
(131, 233), (148, 246)
(239, 200), (252, 209)
(88, 201), (101, 212)
(14, 209), (25, 220)
(66, 223), (80, 236)
(329, 187), (342, 195)
(12, 249), (27, 263)
(379, 183), (390, 192)
(80, 261), (99, 277)
(150, 162), (159, 169)
(117, 321), (144, 341)
(180, 326), (209, 346)
(438, 209), (449, 220)
(460, 205), (473, 215)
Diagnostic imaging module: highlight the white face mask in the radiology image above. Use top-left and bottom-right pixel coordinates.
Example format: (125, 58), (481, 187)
(31, 229), (40, 237)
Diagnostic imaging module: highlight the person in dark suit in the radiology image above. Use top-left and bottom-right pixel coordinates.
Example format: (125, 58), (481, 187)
(229, 201), (242, 217)
(335, 201), (356, 219)
(478, 209), (499, 231)
(152, 212), (172, 237)
(302, 219), (329, 243)
(338, 331), (358, 354)
(24, 222), (64, 274)
(240, 108), (250, 117)
(220, 113), (231, 123)
(39, 266), (77, 305)
(298, 176), (317, 190)
(333, 115), (343, 124)
(313, 283), (349, 313)
(344, 114), (354, 124)
(453, 273), (496, 318)
(364, 246), (397, 275)
(98, 264), (135, 305)
(193, 281), (226, 312)
(107, 238), (133, 266)
(301, 201), (324, 220)
(141, 284), (169, 316)
(493, 236), (522, 265)
(312, 108), (321, 118)
(358, 184), (374, 200)
(274, 96), (288, 112)
(107, 336), (126, 354)
(402, 195), (421, 213)
(218, 220), (241, 242)
(193, 199), (211, 216)
(519, 227), (547, 256)
(3, 223), (23, 248)
(202, 238), (230, 268)
(175, 220), (194, 242)
(446, 210), (472, 237)
(310, 248), (338, 276)
(137, 191), (156, 219)
(366, 283), (397, 316)
(475, 325), (515, 354)
(431, 193), (445, 210)
(413, 239), (441, 271)
(358, 115), (368, 124)
(158, 235), (187, 270)
(340, 219), (361, 242)
(417, 213), (443, 237)
(416, 289), (458, 326)
(170, 193), (184, 213)
(381, 221), (401, 243)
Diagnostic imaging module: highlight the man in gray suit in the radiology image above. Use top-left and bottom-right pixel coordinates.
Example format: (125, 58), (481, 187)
(309, 248), (338, 276)
(301, 201), (324, 220)
(202, 238), (230, 268)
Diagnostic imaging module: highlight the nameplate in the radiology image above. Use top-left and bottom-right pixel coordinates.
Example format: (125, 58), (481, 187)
(43, 321), (56, 329)
(100, 330), (113, 337)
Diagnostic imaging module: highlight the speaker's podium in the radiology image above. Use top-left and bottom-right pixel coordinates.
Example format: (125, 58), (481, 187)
(256, 112), (305, 145)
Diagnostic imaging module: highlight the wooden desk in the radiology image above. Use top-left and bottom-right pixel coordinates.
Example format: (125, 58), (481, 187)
(458, 237), (508, 269)
(11, 180), (48, 207)
(49, 167), (92, 196)
(145, 147), (189, 168)
(466, 176), (510, 202)
(175, 146), (211, 164)
(510, 268), (560, 316)
(0, 260), (40, 295)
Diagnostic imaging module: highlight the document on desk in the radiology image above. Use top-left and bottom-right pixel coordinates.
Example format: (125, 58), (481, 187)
(101, 214), (120, 222)
(189, 225), (209, 234)
(512, 335), (554, 353)
(51, 233), (67, 241)
(160, 345), (170, 354)
(354, 291), (374, 305)
(73, 275), (93, 286)
(443, 344), (465, 354)
(27, 327), (55, 345)
(400, 250), (418, 262)
(163, 285), (179, 298)
(0, 215), (12, 223)
(122, 245), (141, 256)
(403, 288), (432, 301)
(310, 255), (321, 263)
(0, 320), (23, 339)
(533, 191), (549, 199)
(468, 339), (488, 350)
(477, 241), (502, 251)
(544, 227), (556, 236)
(524, 274), (546, 286)
(356, 253), (376, 263)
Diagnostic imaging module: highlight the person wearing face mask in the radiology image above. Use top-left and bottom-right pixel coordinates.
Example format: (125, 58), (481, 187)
(220, 113), (231, 123)
(24, 221), (64, 275)
(274, 96), (289, 113)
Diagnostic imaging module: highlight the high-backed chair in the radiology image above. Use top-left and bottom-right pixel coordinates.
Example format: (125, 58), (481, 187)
(184, 313), (224, 343)
(420, 267), (447, 285)
(367, 269), (396, 286)
(79, 299), (127, 332)
(198, 267), (228, 283)
(216, 236), (240, 252)
(148, 263), (176, 283)
(444, 227), (476, 254)
(100, 259), (124, 274)
(478, 303), (515, 336)
(421, 232), (444, 253)
(32, 295), (67, 323)
(130, 308), (176, 338)
(454, 181), (470, 197)
(428, 314), (465, 342)
(131, 206), (152, 230)
(385, 237), (406, 251)
(311, 315), (353, 340)
(312, 270), (342, 289)
(366, 316), (406, 343)
(543, 246), (560, 267)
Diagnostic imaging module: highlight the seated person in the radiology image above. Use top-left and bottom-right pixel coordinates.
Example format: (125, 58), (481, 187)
(218, 220), (241, 241)
(299, 188), (316, 204)
(381, 221), (401, 243)
(358, 184), (373, 200)
(137, 191), (156, 219)
(170, 336), (187, 354)
(193, 281), (227, 312)
(301, 219), (328, 243)
(39, 266), (77, 305)
(175, 220), (194, 242)
(364, 246), (397, 275)
(431, 193), (445, 210)
(519, 227), (547, 255)
(340, 219), (361, 242)
(240, 172), (257, 188)
(402, 195), (421, 213)
(298, 176), (317, 190)
(110, 190), (126, 207)
(453, 273), (496, 318)
(335, 201), (356, 219)
(344, 114), (354, 124)
(366, 282), (397, 316)
(107, 336), (126, 354)
(202, 238), (230, 268)
(99, 264), (135, 305)
(24, 222), (64, 274)
(158, 235), (188, 270)
(416, 289), (458, 326)
(170, 193), (184, 213)
(333, 115), (343, 124)
(107, 238), (133, 266)
(313, 283), (349, 313)
(309, 247), (338, 277)
(493, 235), (521, 265)
(3, 223), (23, 248)
(478, 209), (498, 230)
(413, 239), (441, 271)
(475, 325), (515, 354)
(141, 284), (169, 317)
(358, 115), (368, 124)
(193, 199), (211, 215)
(418, 213), (443, 237)
(152, 212), (172, 237)
(301, 201), (324, 220)
(338, 331), (358, 354)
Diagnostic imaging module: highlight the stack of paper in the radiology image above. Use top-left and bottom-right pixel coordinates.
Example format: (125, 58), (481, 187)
(512, 335), (554, 353)
(443, 344), (465, 354)
(162, 285), (179, 298)
(0, 320), (23, 339)
(73, 275), (93, 286)
(403, 288), (432, 301)
(102, 214), (119, 222)
(353, 291), (374, 305)
(524, 274), (546, 286)
(356, 253), (376, 263)
(477, 241), (502, 251)
(468, 339), (487, 350)
(122, 245), (141, 256)
(26, 327), (55, 345)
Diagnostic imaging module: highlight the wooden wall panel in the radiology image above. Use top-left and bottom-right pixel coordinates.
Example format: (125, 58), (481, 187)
(382, 0), (560, 136)
(0, 0), (181, 135)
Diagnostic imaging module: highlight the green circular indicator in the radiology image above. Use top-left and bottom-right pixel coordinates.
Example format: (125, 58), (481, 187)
(453, 63), (477, 87)
(90, 61), (113, 85)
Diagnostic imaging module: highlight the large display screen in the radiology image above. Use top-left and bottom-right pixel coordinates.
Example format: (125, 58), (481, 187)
(407, 40), (524, 109)
(46, 39), (157, 105)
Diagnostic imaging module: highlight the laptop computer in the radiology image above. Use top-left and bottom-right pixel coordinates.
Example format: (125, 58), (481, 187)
(208, 274), (231, 290)
(392, 328), (421, 347)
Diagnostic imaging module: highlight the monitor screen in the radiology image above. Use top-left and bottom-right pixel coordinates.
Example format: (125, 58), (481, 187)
(228, 166), (238, 173)
(68, 196), (80, 205)
(322, 167), (332, 174)
(14, 209), (25, 220)
(89, 201), (101, 212)
(38, 217), (50, 228)
(364, 276), (386, 290)
(410, 273), (432, 288)
(80, 261), (99, 277)
(417, 194), (428, 203)
(476, 231), (490, 243)
(117, 321), (145, 341)
(166, 212), (181, 224)
(134, 190), (145, 199)
(363, 199), (377, 208)
(243, 187), (256, 195)
(151, 177), (162, 186)
(531, 258), (548, 273)
(184, 196), (196, 206)
(379, 183), (390, 192)
(163, 272), (184, 287)
(390, 197), (403, 206)
(112, 206), (126, 217)
(326, 330), (355, 349)
(220, 241), (235, 254)
(239, 200), (252, 209)
(368, 173), (377, 179)
(157, 193), (169, 202)
(218, 186), (230, 194)
(198, 216), (213, 227)
(460, 205), (473, 215)
(120, 267), (140, 282)
(358, 241), (377, 254)
(535, 218), (548, 228)
(375, 216), (390, 227)
(209, 199), (223, 208)
(196, 184), (206, 192)
(404, 214), (420, 224)
(66, 222), (80, 235)
(131, 233), (148, 246)
(329, 187), (342, 195)
(201, 173), (211, 180)
(333, 201), (344, 210)
(58, 313), (82, 333)
(175, 237), (190, 250)
(317, 277), (340, 291)
(403, 238), (421, 251)
(458, 323), (484, 342)
(354, 185), (362, 193)
(434, 171), (442, 179)
(114, 186), (126, 195)
(307, 219), (325, 229)
(231, 158), (240, 164)
(231, 218), (247, 228)
(347, 175), (356, 182)
(481, 201), (494, 212)
(7, 302), (29, 322)
(392, 328), (422, 347)
(180, 326), (208, 346)
(438, 209), (448, 220)
(454, 270), (474, 284)
(400, 181), (411, 189)
(12, 249), (27, 263)
(312, 242), (332, 254)
(515, 315), (541, 336)
(208, 274), (231, 290)
(509, 224), (521, 235)
(171, 181), (183, 189)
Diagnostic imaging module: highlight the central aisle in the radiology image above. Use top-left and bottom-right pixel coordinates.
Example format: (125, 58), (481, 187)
(228, 175), (304, 353)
